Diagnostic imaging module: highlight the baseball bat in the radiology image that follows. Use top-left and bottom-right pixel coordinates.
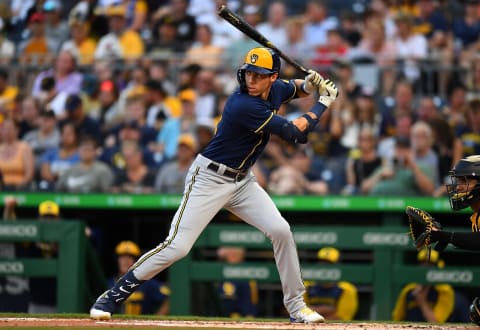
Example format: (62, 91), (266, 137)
(218, 5), (309, 75)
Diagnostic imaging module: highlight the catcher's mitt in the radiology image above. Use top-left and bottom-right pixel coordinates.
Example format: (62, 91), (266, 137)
(405, 206), (443, 250)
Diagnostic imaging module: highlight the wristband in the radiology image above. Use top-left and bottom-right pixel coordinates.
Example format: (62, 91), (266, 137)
(301, 113), (318, 132)
(310, 102), (328, 118)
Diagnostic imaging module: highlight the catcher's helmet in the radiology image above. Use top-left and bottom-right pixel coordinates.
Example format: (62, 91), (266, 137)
(237, 47), (280, 91)
(446, 155), (480, 210)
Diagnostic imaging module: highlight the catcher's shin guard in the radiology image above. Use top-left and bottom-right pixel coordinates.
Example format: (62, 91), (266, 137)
(90, 270), (144, 320)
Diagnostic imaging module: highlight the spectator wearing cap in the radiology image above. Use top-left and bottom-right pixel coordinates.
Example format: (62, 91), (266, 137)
(43, 0), (69, 51)
(369, 135), (436, 196)
(18, 11), (57, 65)
(60, 94), (101, 143)
(91, 80), (122, 133)
(153, 0), (197, 46)
(23, 109), (61, 172)
(145, 79), (174, 128)
(304, 247), (358, 321)
(109, 240), (170, 315)
(27, 200), (61, 313)
(94, 4), (144, 61)
(215, 246), (259, 318)
(154, 89), (197, 164)
(60, 14), (97, 65)
(392, 250), (469, 323)
(147, 14), (185, 55)
(32, 49), (84, 98)
(56, 136), (114, 193)
(154, 133), (197, 193)
(0, 17), (15, 65)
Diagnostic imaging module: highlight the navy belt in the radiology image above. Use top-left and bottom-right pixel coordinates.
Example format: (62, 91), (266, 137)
(207, 163), (247, 182)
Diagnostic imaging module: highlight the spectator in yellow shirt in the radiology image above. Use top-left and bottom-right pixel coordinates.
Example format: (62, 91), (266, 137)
(304, 247), (359, 321)
(94, 4), (144, 61)
(61, 18), (97, 66)
(0, 68), (19, 122)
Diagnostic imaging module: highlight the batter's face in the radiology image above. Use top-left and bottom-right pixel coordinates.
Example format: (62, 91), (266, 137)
(245, 70), (277, 100)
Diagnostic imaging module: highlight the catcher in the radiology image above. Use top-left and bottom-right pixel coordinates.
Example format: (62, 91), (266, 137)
(405, 155), (480, 325)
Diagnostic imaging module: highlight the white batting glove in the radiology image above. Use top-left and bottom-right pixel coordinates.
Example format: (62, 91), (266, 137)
(318, 79), (339, 107)
(302, 69), (323, 94)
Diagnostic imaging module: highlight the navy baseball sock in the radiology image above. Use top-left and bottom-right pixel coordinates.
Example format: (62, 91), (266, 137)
(93, 270), (144, 312)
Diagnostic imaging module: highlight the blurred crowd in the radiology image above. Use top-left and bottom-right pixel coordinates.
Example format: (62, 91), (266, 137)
(0, 0), (479, 197)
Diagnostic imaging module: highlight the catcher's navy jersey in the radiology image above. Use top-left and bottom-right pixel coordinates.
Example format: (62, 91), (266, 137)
(202, 79), (297, 170)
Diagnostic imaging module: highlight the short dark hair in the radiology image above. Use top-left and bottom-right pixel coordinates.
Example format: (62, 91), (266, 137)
(145, 79), (167, 96)
(40, 76), (56, 91)
(0, 68), (8, 80)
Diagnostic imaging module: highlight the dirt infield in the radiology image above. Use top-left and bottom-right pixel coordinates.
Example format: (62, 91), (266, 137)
(0, 318), (478, 329)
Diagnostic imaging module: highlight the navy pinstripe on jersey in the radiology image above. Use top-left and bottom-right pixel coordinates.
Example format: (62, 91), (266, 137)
(201, 79), (297, 169)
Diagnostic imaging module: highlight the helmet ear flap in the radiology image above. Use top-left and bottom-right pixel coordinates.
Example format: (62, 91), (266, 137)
(237, 65), (247, 92)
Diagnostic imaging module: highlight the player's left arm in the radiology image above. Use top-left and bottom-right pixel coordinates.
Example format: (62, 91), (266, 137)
(292, 79), (339, 133)
(265, 80), (338, 144)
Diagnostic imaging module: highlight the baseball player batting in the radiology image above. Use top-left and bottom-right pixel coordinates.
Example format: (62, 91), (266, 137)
(90, 47), (338, 323)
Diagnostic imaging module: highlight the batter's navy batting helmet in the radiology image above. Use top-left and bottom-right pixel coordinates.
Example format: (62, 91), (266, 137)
(237, 47), (280, 91)
(446, 155), (480, 210)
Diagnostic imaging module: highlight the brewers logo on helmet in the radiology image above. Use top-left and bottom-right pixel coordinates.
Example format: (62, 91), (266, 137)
(237, 47), (280, 91)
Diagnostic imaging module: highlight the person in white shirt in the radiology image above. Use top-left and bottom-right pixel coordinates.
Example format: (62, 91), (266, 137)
(257, 1), (288, 49)
(303, 0), (338, 48)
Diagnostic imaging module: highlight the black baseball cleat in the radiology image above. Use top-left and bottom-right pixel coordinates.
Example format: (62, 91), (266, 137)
(90, 270), (144, 320)
(90, 291), (116, 320)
